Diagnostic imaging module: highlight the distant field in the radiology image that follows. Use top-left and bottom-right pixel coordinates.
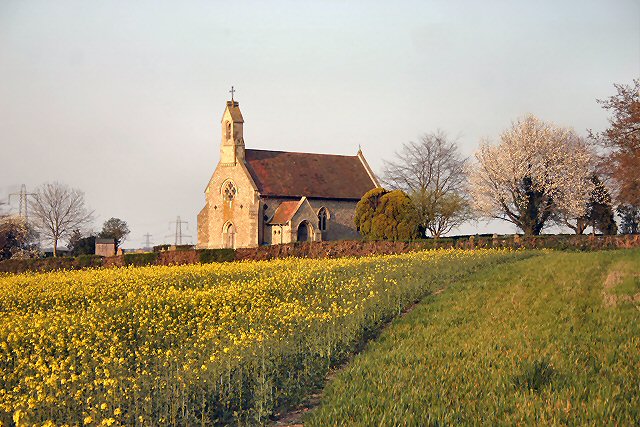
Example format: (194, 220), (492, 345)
(0, 248), (527, 426)
(305, 249), (640, 426)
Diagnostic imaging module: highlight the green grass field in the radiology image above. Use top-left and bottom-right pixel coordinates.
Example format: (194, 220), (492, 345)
(305, 249), (640, 426)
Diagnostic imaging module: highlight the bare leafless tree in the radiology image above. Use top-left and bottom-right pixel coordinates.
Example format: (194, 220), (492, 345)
(382, 131), (470, 238)
(30, 182), (94, 256)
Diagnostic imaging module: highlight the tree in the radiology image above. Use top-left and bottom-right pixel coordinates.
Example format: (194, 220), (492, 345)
(556, 208), (589, 236)
(0, 216), (25, 260)
(370, 190), (420, 240)
(382, 131), (469, 238)
(0, 216), (38, 260)
(354, 187), (389, 237)
(468, 115), (594, 235)
(556, 175), (617, 235)
(99, 217), (130, 249)
(30, 182), (94, 257)
(617, 204), (640, 234)
(68, 229), (97, 256)
(355, 188), (419, 240)
(412, 190), (472, 238)
(587, 176), (617, 235)
(590, 79), (640, 207)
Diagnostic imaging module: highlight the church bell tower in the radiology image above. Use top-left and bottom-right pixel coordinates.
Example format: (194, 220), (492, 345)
(220, 87), (244, 165)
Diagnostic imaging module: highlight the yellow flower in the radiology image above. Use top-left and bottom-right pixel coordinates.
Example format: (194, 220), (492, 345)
(0, 247), (519, 426)
(13, 409), (24, 424)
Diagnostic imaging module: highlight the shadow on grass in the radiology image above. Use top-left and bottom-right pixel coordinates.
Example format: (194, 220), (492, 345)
(513, 359), (557, 392)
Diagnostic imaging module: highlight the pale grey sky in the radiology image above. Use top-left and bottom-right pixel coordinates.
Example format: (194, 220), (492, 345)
(1, 0), (638, 246)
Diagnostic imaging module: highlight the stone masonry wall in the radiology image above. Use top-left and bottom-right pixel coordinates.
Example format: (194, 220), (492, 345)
(308, 199), (360, 241)
(198, 161), (261, 249)
(261, 197), (360, 244)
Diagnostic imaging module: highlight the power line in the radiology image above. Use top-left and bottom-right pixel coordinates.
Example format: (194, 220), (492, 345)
(166, 216), (191, 245)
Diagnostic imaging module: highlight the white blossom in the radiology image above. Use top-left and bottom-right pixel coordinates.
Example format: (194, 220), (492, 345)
(468, 115), (594, 234)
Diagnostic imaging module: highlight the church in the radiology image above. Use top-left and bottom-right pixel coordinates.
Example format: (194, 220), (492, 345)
(197, 97), (380, 249)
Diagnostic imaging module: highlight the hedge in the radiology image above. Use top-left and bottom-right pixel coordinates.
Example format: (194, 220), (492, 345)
(123, 252), (159, 267)
(198, 248), (236, 264)
(1, 234), (639, 274)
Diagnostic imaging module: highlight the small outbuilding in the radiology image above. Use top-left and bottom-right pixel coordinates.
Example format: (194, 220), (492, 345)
(95, 238), (116, 257)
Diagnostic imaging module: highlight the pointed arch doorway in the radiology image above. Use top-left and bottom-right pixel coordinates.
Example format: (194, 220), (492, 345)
(223, 222), (236, 248)
(296, 221), (311, 242)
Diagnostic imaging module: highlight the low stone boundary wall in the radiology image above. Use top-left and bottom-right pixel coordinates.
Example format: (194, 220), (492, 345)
(1, 234), (639, 274)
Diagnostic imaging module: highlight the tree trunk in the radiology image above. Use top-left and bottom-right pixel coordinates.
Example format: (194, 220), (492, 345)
(568, 218), (588, 235)
(578, 219), (588, 235)
(518, 178), (547, 236)
(519, 216), (543, 236)
(53, 239), (58, 257)
(532, 222), (545, 235)
(567, 224), (579, 235)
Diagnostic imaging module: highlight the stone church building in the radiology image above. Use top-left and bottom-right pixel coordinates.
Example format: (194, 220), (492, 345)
(197, 99), (379, 249)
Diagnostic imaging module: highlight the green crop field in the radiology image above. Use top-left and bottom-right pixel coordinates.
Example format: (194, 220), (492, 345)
(305, 249), (640, 426)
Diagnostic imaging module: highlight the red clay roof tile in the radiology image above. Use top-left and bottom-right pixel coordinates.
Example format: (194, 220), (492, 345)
(269, 199), (302, 224)
(244, 149), (376, 199)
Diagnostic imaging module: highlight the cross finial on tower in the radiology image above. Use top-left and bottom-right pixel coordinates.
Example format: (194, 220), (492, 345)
(229, 86), (235, 101)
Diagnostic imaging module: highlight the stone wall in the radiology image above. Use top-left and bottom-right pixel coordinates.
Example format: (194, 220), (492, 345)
(95, 242), (115, 257)
(198, 161), (261, 249)
(309, 198), (360, 241)
(261, 197), (360, 244)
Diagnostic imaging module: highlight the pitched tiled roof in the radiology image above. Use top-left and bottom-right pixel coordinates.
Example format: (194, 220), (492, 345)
(269, 199), (303, 225)
(244, 149), (377, 199)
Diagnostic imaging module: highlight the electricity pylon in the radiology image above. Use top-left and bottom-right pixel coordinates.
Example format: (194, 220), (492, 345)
(8, 184), (35, 222)
(167, 216), (191, 245)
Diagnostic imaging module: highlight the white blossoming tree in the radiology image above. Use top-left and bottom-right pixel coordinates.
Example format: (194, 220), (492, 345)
(468, 115), (594, 235)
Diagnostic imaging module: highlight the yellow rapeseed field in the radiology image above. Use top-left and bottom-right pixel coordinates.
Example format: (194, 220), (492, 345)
(0, 248), (526, 426)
